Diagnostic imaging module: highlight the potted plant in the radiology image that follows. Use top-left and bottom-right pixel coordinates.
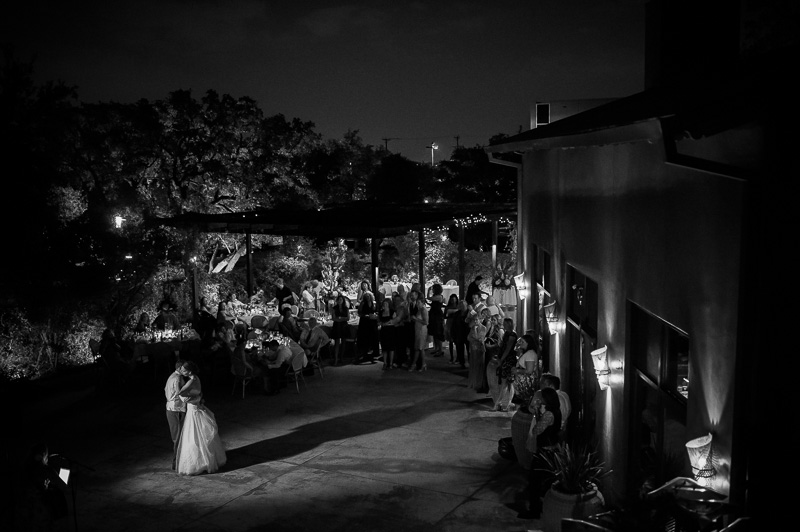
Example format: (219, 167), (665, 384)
(510, 372), (538, 469)
(535, 442), (613, 532)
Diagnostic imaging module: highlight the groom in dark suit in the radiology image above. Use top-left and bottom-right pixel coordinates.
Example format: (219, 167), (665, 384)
(164, 360), (187, 470)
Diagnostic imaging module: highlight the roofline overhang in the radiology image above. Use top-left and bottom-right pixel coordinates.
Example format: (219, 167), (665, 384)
(485, 119), (665, 154)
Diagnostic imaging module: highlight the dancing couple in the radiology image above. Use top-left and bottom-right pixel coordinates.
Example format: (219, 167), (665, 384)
(165, 360), (227, 475)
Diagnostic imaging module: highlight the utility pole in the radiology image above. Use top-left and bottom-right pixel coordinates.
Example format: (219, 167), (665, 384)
(381, 137), (397, 151)
(454, 135), (460, 149)
(425, 142), (438, 166)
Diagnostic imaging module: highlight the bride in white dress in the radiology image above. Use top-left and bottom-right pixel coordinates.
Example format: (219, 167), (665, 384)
(175, 362), (227, 475)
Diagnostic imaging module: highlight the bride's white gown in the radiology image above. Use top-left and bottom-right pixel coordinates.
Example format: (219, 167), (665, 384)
(175, 378), (227, 475)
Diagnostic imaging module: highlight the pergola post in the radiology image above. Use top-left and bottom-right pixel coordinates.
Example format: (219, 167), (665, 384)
(191, 263), (199, 311)
(491, 220), (498, 272)
(371, 237), (380, 293)
(246, 230), (253, 297)
(418, 229), (425, 293)
(458, 225), (465, 300)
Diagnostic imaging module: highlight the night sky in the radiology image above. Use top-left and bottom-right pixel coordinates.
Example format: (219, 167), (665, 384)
(4, 0), (645, 162)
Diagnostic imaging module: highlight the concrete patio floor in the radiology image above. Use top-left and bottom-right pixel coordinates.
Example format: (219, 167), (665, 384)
(6, 353), (543, 532)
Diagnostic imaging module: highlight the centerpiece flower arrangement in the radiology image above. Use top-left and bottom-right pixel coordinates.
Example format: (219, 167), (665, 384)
(492, 261), (516, 291)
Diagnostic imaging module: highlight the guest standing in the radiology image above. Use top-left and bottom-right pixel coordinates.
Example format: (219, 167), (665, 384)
(300, 282), (315, 313)
(492, 318), (518, 411)
(466, 310), (487, 390)
(330, 295), (350, 365)
(427, 283), (445, 357)
(378, 298), (396, 370)
(451, 299), (470, 368)
(407, 289), (428, 372)
(443, 294), (460, 363)
(355, 291), (379, 364)
(274, 278), (295, 312)
(388, 293), (410, 368)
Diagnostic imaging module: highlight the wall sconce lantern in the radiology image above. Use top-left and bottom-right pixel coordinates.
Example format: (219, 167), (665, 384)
(686, 433), (716, 485)
(514, 272), (528, 300)
(114, 215), (126, 229)
(572, 284), (584, 306)
(590, 345), (610, 390)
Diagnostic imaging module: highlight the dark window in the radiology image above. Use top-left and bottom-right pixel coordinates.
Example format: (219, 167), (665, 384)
(566, 266), (597, 338)
(536, 102), (550, 125)
(628, 302), (690, 496)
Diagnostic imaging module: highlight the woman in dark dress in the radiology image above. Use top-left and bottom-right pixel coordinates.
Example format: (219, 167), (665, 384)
(427, 283), (445, 356)
(494, 318), (519, 411)
(330, 295), (350, 365)
(443, 294), (459, 363)
(355, 291), (379, 364)
(450, 299), (470, 368)
(378, 298), (396, 370)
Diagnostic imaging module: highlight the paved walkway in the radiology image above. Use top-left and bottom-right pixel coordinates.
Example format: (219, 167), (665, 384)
(5, 354), (542, 532)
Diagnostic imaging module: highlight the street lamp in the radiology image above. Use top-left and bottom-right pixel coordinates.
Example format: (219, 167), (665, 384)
(425, 142), (439, 166)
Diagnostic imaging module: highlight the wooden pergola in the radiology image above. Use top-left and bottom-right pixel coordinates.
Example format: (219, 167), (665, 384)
(155, 201), (516, 304)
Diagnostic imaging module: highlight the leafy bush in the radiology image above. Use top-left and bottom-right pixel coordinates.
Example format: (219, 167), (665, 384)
(0, 307), (104, 381)
(535, 443), (613, 494)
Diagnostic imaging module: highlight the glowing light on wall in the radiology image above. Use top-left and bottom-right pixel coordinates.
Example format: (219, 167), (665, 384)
(591, 345), (610, 391)
(514, 272), (528, 300)
(686, 433), (717, 487)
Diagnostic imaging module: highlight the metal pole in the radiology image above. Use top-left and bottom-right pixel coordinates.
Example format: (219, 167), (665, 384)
(418, 229), (425, 293)
(458, 225), (465, 300)
(246, 230), (253, 297)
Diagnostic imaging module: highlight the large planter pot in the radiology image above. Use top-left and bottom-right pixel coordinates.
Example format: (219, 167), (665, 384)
(510, 407), (534, 470)
(541, 486), (605, 532)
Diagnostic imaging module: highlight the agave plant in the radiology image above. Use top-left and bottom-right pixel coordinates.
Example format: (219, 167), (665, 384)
(535, 443), (613, 495)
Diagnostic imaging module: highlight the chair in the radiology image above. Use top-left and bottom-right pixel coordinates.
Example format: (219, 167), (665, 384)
(230, 346), (253, 399)
(309, 339), (330, 378)
(303, 309), (320, 320)
(250, 315), (269, 329)
(284, 351), (307, 393)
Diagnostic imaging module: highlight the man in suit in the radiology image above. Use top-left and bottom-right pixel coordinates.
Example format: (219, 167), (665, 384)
(164, 360), (187, 470)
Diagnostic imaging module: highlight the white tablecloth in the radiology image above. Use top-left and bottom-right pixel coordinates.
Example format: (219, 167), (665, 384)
(493, 287), (518, 306)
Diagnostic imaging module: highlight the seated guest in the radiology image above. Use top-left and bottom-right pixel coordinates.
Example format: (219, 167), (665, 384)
(205, 323), (235, 366)
(277, 306), (302, 342)
(216, 301), (235, 327)
(258, 339), (305, 394)
(133, 312), (150, 334)
(298, 317), (329, 357)
(249, 286), (265, 305)
(152, 301), (180, 331)
(230, 334), (260, 384)
(225, 292), (246, 313)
